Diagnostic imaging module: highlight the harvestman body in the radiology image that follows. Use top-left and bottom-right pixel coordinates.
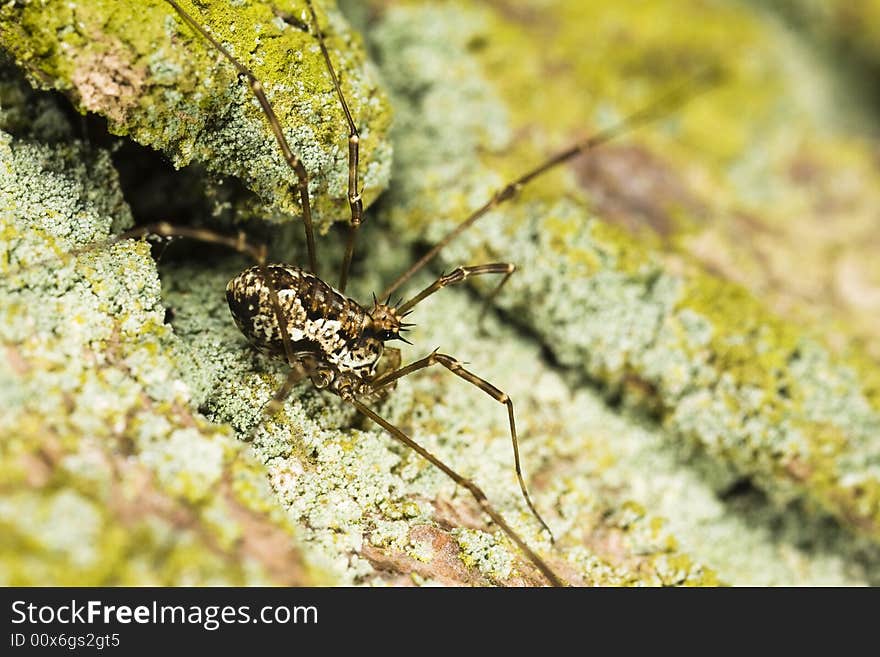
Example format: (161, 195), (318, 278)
(61, 0), (710, 587)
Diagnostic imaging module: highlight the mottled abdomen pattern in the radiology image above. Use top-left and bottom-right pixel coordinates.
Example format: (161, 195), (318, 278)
(225, 265), (383, 375)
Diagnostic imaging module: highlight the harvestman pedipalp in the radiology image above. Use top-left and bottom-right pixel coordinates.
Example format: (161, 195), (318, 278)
(44, 0), (714, 586)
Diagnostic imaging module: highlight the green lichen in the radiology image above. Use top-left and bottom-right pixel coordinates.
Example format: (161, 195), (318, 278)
(162, 253), (730, 586)
(365, 0), (880, 568)
(4, 0), (880, 586)
(0, 0), (392, 229)
(0, 77), (322, 585)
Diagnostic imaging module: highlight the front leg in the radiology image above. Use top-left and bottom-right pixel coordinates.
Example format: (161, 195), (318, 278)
(353, 347), (401, 404)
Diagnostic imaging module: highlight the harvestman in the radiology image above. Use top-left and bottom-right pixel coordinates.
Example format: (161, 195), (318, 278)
(52, 0), (712, 586)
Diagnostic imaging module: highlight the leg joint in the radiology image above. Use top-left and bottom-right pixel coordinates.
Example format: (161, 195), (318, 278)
(495, 182), (522, 203)
(434, 353), (460, 371)
(463, 480), (488, 505)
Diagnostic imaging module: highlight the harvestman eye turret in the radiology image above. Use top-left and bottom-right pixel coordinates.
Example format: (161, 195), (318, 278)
(50, 0), (716, 587)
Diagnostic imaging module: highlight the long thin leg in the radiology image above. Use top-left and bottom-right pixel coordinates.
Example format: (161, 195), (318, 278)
(47, 219), (302, 379)
(162, 0), (319, 276)
(380, 71), (719, 301)
(13, 214), (304, 375)
(119, 222), (267, 263)
(352, 399), (563, 587)
(371, 351), (554, 543)
(117, 225), (316, 444)
(10, 221), (264, 274)
(303, 0), (363, 293)
(478, 267), (515, 321)
(122, 224), (314, 441)
(397, 263), (514, 315)
(117, 223), (301, 371)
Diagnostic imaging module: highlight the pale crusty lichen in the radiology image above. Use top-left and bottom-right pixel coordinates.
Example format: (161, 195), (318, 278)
(158, 220), (869, 585)
(163, 252), (725, 586)
(365, 0), (880, 570)
(4, 0), (880, 587)
(0, 76), (322, 585)
(0, 0), (392, 229)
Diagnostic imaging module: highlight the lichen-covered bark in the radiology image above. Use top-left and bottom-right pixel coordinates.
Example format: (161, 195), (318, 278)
(2, 0), (880, 586)
(0, 0), (392, 229)
(366, 0), (880, 557)
(0, 76), (321, 585)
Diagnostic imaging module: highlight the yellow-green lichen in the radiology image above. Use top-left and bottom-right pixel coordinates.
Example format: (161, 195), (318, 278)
(366, 0), (880, 564)
(0, 77), (323, 584)
(0, 0), (392, 229)
(5, 0), (880, 587)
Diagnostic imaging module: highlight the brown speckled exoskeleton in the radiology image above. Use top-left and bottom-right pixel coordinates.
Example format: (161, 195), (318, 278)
(107, 0), (708, 588)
